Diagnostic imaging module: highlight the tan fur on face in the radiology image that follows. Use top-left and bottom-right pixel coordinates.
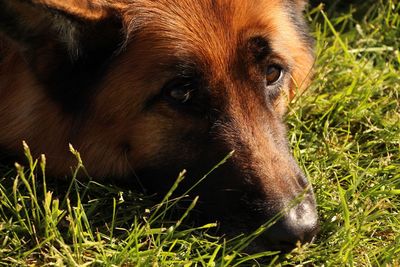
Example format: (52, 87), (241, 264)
(91, 0), (314, 174)
(0, 0), (314, 181)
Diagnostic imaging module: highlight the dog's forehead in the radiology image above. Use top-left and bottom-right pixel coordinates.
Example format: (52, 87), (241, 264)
(126, 0), (293, 58)
(123, 0), (312, 88)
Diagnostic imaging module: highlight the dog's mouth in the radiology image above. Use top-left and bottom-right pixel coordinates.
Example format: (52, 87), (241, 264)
(213, 216), (319, 253)
(133, 158), (319, 253)
(193, 192), (319, 253)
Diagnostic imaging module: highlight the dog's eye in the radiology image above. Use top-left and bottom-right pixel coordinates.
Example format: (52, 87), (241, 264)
(163, 78), (195, 104)
(169, 87), (193, 103)
(265, 65), (283, 85)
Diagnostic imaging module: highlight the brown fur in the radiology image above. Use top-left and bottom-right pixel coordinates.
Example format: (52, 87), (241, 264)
(0, 0), (317, 251)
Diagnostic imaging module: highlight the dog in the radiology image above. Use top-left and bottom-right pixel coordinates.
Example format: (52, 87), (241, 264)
(0, 0), (318, 251)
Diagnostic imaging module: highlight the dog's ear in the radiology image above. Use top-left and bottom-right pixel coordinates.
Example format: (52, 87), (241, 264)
(0, 0), (123, 60)
(0, 0), (125, 111)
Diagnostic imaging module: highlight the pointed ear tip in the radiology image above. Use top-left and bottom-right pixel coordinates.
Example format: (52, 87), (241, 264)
(30, 0), (113, 21)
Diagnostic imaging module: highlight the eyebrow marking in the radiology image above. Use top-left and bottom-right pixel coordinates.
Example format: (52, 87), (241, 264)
(247, 36), (271, 62)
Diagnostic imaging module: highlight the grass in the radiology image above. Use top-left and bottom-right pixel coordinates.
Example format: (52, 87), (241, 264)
(1, 0), (399, 265)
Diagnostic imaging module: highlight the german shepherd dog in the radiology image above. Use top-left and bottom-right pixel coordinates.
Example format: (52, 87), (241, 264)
(0, 0), (318, 251)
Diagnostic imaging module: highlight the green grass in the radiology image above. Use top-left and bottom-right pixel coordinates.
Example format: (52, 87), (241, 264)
(1, 0), (399, 265)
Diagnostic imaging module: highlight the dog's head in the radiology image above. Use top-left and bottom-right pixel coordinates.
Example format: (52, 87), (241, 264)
(0, 0), (317, 251)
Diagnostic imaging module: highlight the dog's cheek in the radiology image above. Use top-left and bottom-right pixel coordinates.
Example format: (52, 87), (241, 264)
(293, 0), (309, 12)
(273, 94), (289, 116)
(127, 110), (207, 169)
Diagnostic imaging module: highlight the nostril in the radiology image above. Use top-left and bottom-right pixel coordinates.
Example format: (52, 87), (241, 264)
(289, 201), (319, 241)
(265, 199), (319, 250)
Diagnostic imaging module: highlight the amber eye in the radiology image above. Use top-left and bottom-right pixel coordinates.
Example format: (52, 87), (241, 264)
(265, 65), (283, 85)
(163, 78), (195, 104)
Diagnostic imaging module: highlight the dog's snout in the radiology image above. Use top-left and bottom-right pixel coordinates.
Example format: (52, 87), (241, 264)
(285, 199), (319, 242)
(268, 198), (319, 250)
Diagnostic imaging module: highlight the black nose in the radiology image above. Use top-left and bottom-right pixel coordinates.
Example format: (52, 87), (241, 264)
(266, 198), (319, 250)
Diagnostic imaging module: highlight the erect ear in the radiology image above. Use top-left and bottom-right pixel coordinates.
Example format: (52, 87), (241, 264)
(0, 0), (125, 111)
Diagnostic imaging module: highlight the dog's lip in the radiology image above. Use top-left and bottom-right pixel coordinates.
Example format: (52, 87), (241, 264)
(242, 238), (297, 254)
(250, 235), (317, 253)
(222, 215), (320, 252)
(212, 224), (318, 254)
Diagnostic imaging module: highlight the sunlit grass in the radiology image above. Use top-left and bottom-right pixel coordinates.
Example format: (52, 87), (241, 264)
(288, 0), (399, 265)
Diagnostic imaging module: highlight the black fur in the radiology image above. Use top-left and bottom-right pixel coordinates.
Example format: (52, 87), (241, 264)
(286, 0), (315, 53)
(0, 0), (125, 113)
(30, 17), (125, 113)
